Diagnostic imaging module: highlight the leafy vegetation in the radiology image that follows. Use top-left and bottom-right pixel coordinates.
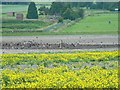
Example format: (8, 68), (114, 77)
(2, 66), (118, 88)
(1, 50), (119, 67)
(49, 2), (85, 20)
(1, 51), (119, 88)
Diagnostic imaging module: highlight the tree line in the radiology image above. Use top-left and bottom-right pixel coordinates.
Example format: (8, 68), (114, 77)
(66, 2), (118, 10)
(2, 2), (29, 5)
(2, 2), (118, 11)
(25, 2), (119, 20)
(38, 2), (85, 20)
(26, 2), (85, 21)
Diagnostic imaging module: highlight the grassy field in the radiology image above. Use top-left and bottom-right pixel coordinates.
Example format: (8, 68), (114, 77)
(58, 13), (118, 34)
(2, 4), (51, 13)
(2, 5), (28, 13)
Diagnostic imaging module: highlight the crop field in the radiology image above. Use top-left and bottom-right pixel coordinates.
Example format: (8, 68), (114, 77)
(59, 13), (118, 35)
(1, 50), (119, 88)
(2, 19), (52, 31)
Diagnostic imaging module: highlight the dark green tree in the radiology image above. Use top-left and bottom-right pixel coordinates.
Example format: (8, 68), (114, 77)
(50, 2), (64, 15)
(38, 6), (49, 15)
(78, 9), (84, 19)
(62, 8), (72, 19)
(58, 17), (63, 23)
(26, 2), (38, 19)
(62, 8), (79, 20)
(60, 3), (71, 16)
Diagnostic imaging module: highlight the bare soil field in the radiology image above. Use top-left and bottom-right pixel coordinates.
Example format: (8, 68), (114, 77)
(1, 35), (118, 44)
(1, 35), (119, 53)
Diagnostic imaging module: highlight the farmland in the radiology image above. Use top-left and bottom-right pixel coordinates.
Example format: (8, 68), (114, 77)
(1, 50), (119, 88)
(1, 5), (53, 32)
(1, 4), (118, 36)
(1, 2), (119, 89)
(59, 13), (118, 34)
(2, 12), (118, 36)
(2, 19), (52, 31)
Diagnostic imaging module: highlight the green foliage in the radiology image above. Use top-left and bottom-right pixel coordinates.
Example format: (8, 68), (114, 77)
(58, 17), (63, 23)
(67, 2), (118, 10)
(50, 2), (64, 15)
(2, 75), (10, 87)
(38, 6), (49, 15)
(50, 2), (84, 20)
(26, 2), (38, 19)
(62, 8), (79, 20)
(78, 9), (84, 19)
(62, 8), (72, 19)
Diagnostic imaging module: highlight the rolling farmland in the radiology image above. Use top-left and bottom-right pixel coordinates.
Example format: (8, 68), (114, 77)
(1, 3), (119, 89)
(2, 13), (118, 36)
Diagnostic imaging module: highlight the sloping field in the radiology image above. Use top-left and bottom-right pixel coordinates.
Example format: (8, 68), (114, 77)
(60, 13), (118, 34)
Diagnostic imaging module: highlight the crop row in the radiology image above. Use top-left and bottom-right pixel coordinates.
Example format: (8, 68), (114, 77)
(2, 66), (118, 88)
(1, 51), (119, 67)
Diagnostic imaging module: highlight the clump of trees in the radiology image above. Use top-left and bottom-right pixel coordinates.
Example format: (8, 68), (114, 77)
(38, 6), (49, 15)
(58, 17), (64, 23)
(50, 2), (65, 15)
(26, 2), (38, 19)
(62, 8), (79, 20)
(50, 2), (84, 20)
(38, 2), (85, 21)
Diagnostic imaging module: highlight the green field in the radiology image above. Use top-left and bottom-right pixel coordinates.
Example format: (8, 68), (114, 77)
(59, 13), (118, 34)
(2, 4), (51, 13)
(2, 5), (28, 13)
(2, 19), (52, 31)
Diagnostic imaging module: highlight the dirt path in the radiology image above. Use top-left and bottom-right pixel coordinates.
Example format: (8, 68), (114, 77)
(1, 35), (118, 44)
